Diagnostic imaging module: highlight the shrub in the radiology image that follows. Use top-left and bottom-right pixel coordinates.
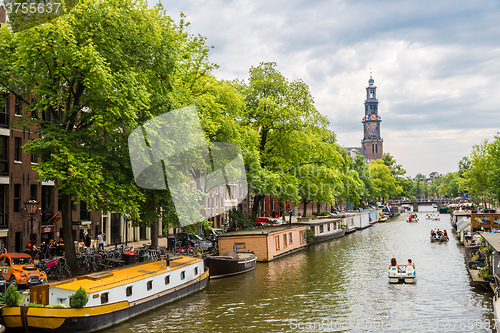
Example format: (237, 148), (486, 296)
(70, 287), (88, 308)
(27, 303), (45, 307)
(5, 285), (22, 307)
(306, 229), (315, 243)
(46, 303), (69, 308)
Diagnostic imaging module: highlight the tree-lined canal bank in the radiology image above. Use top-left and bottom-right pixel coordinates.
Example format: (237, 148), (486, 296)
(106, 206), (494, 332)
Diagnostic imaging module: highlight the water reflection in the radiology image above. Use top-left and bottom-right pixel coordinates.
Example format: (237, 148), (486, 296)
(106, 206), (494, 332)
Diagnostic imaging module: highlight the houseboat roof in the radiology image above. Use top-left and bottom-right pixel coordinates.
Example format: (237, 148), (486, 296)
(480, 232), (500, 253)
(49, 256), (202, 293)
(219, 225), (305, 237)
(293, 218), (341, 225)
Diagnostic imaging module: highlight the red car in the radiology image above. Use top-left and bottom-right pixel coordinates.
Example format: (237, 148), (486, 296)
(255, 217), (287, 227)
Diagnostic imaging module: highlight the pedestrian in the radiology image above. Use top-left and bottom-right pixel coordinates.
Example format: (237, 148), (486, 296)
(85, 232), (91, 253)
(1, 244), (6, 253)
(97, 232), (105, 251)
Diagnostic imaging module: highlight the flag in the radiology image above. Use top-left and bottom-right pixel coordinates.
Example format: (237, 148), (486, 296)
(49, 212), (61, 224)
(385, 204), (391, 213)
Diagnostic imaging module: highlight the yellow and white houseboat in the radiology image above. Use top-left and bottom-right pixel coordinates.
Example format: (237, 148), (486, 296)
(3, 256), (208, 333)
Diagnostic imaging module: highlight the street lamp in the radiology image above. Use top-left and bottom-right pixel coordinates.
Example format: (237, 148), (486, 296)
(25, 199), (39, 250)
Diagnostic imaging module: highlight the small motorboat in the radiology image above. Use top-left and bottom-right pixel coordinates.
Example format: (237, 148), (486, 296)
(388, 265), (416, 284)
(430, 234), (449, 242)
(425, 214), (440, 221)
(204, 251), (257, 279)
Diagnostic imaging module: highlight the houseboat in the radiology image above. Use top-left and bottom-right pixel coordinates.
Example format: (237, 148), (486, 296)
(2, 256), (208, 333)
(348, 210), (371, 230)
(218, 226), (308, 262)
(294, 218), (345, 244)
(204, 251), (257, 279)
(342, 214), (356, 233)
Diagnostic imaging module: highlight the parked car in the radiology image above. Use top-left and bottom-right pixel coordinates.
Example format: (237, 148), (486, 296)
(255, 217), (287, 227)
(0, 253), (48, 288)
(176, 232), (213, 252)
(207, 228), (227, 242)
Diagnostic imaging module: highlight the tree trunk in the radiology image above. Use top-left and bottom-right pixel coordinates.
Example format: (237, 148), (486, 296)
(151, 217), (159, 247)
(302, 199), (310, 216)
(61, 194), (81, 274)
(251, 194), (264, 221)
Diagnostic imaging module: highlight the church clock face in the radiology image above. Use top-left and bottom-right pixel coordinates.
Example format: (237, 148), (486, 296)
(370, 114), (376, 120)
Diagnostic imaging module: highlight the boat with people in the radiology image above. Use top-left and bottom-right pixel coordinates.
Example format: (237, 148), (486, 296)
(388, 258), (416, 284)
(430, 229), (449, 242)
(2, 256), (208, 333)
(204, 251), (257, 279)
(406, 213), (419, 223)
(425, 213), (440, 221)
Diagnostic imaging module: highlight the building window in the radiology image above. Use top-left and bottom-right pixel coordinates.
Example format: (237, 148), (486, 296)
(14, 138), (21, 161)
(194, 267), (198, 275)
(30, 184), (37, 200)
(275, 236), (280, 250)
(283, 234), (287, 247)
(13, 184), (21, 212)
(101, 292), (109, 304)
(14, 98), (21, 115)
(180, 271), (185, 280)
(165, 275), (170, 285)
(147, 280), (153, 290)
(0, 137), (7, 175)
(126, 286), (132, 297)
(31, 153), (37, 163)
(234, 243), (245, 249)
(289, 233), (292, 244)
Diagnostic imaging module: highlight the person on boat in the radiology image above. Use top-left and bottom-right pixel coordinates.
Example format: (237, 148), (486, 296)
(443, 230), (448, 237)
(431, 229), (436, 237)
(389, 258), (402, 272)
(407, 259), (415, 269)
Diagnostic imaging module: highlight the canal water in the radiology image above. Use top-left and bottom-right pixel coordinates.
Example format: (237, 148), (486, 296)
(107, 206), (495, 332)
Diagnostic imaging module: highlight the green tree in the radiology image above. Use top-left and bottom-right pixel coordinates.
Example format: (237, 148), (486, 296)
(238, 62), (330, 219)
(368, 160), (402, 200)
(0, 0), (211, 270)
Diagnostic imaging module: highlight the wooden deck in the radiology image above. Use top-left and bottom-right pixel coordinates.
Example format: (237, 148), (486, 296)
(467, 267), (489, 285)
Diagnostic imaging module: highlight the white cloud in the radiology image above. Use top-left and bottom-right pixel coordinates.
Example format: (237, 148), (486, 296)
(158, 0), (500, 176)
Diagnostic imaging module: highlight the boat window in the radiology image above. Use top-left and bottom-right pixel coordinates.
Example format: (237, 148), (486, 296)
(289, 233), (292, 244)
(327, 223), (331, 232)
(181, 271), (185, 280)
(283, 234), (287, 248)
(126, 286), (132, 297)
(165, 275), (170, 285)
(234, 243), (245, 249)
(310, 226), (315, 234)
(275, 236), (280, 251)
(300, 231), (306, 244)
(319, 225), (324, 233)
(194, 267), (198, 275)
(147, 280), (153, 290)
(101, 293), (109, 304)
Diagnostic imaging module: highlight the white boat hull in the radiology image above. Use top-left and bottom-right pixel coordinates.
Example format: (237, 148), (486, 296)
(388, 267), (416, 284)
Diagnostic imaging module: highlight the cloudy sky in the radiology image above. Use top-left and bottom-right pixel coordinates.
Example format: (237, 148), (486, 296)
(157, 0), (500, 177)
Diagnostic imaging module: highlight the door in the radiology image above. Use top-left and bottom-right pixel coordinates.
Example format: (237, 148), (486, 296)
(15, 232), (22, 253)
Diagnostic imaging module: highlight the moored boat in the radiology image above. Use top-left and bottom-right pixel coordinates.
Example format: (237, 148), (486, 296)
(2, 256), (208, 333)
(204, 251), (257, 279)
